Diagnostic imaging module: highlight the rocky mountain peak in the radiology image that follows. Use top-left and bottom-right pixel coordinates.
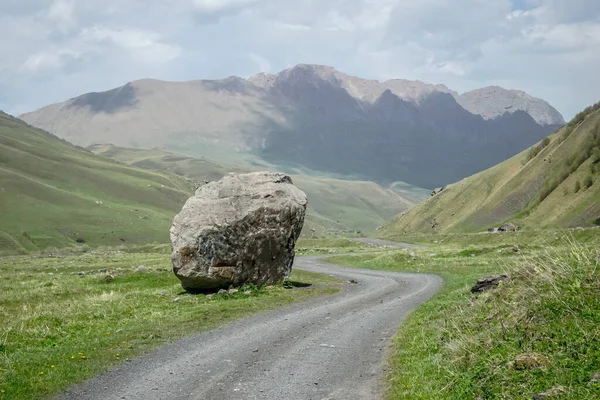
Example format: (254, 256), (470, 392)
(457, 86), (565, 125)
(248, 72), (277, 88)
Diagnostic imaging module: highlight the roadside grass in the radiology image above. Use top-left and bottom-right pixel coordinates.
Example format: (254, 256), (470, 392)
(0, 251), (341, 400)
(295, 237), (372, 256)
(328, 232), (600, 399)
(381, 227), (600, 248)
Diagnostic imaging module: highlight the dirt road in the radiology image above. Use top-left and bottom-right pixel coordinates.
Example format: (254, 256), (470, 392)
(57, 243), (441, 400)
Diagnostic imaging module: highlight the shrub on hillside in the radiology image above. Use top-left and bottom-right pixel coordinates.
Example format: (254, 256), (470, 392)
(593, 149), (600, 165)
(538, 169), (570, 203)
(526, 137), (552, 162)
(575, 180), (581, 193)
(561, 102), (600, 141)
(585, 175), (594, 189)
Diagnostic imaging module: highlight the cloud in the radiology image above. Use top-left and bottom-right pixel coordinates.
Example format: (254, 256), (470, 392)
(249, 53), (272, 73)
(21, 49), (82, 74)
(191, 0), (262, 22)
(46, 0), (76, 32)
(81, 26), (182, 63)
(192, 0), (259, 13)
(0, 0), (598, 119)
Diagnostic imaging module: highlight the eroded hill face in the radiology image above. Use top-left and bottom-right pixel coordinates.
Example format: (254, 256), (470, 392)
(20, 64), (564, 189)
(378, 103), (600, 236)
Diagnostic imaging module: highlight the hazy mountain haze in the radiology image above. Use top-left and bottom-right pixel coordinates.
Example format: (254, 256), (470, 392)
(21, 64), (563, 189)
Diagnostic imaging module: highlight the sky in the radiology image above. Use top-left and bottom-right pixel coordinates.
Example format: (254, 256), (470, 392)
(0, 0), (599, 119)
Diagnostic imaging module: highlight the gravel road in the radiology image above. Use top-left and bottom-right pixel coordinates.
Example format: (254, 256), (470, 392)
(57, 241), (442, 400)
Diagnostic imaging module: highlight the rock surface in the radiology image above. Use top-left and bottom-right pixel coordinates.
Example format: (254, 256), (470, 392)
(533, 385), (567, 399)
(170, 171), (308, 291)
(430, 186), (445, 196)
(457, 86), (565, 126)
(471, 274), (508, 293)
(498, 223), (518, 232)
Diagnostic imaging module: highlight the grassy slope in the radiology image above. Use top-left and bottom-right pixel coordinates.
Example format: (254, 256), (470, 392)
(379, 105), (600, 236)
(0, 113), (195, 254)
(0, 250), (341, 400)
(88, 144), (422, 234)
(328, 230), (600, 399)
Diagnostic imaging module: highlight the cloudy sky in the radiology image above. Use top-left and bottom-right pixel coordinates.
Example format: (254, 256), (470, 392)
(0, 0), (598, 119)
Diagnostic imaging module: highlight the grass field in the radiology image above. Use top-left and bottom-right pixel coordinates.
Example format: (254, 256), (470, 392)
(0, 250), (342, 400)
(328, 230), (600, 399)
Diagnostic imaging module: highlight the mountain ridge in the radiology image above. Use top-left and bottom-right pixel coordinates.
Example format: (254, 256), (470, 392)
(377, 102), (600, 236)
(19, 64), (564, 189)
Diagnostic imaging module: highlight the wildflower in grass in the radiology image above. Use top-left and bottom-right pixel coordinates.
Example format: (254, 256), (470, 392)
(106, 331), (111, 335)
(51, 365), (55, 369)
(1, 389), (5, 393)
(71, 356), (75, 359)
(39, 371), (44, 375)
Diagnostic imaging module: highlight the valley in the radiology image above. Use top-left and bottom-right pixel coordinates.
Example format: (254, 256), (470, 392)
(1, 35), (598, 400)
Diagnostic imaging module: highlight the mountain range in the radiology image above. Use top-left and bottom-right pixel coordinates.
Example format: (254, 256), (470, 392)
(20, 64), (564, 189)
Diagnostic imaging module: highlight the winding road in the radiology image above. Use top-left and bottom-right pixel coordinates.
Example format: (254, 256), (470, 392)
(57, 240), (442, 400)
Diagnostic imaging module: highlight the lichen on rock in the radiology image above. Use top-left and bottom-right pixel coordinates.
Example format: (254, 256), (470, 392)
(170, 171), (307, 291)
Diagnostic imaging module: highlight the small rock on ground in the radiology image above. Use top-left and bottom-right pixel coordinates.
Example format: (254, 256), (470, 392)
(513, 353), (549, 370)
(588, 371), (600, 386)
(471, 274), (508, 293)
(533, 385), (567, 399)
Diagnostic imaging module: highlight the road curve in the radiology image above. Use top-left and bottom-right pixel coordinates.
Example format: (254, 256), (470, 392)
(57, 244), (442, 400)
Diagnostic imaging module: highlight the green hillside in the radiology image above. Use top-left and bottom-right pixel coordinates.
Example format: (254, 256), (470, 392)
(0, 112), (195, 254)
(88, 144), (421, 234)
(379, 102), (600, 236)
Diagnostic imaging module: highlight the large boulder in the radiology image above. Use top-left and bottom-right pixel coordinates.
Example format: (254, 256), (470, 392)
(170, 171), (308, 291)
